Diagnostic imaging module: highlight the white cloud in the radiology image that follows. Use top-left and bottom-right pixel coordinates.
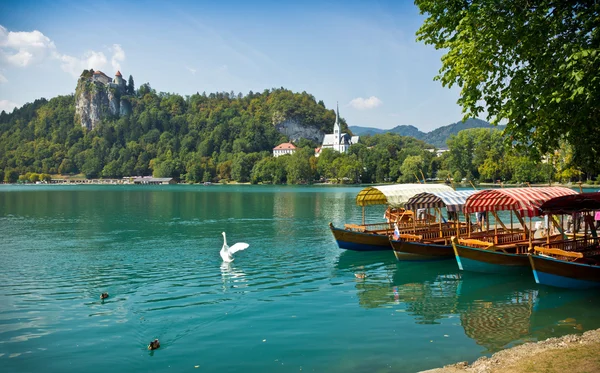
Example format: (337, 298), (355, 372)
(0, 25), (125, 78)
(110, 44), (125, 72)
(0, 25), (56, 67)
(0, 72), (7, 83)
(0, 99), (19, 112)
(59, 50), (108, 77)
(186, 66), (196, 75)
(349, 96), (383, 110)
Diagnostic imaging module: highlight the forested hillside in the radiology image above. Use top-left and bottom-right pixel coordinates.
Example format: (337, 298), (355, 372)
(0, 81), (439, 184)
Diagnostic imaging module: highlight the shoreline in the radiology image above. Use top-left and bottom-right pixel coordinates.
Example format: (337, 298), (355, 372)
(421, 328), (600, 373)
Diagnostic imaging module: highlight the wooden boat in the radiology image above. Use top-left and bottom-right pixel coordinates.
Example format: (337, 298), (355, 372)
(529, 192), (600, 288)
(389, 190), (478, 261)
(329, 183), (454, 251)
(450, 187), (579, 274)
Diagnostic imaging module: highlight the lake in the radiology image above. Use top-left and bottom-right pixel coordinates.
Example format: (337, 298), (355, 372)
(1, 184), (599, 373)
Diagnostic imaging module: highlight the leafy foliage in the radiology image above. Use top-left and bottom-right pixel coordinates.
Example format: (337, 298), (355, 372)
(0, 83), (440, 184)
(415, 0), (600, 173)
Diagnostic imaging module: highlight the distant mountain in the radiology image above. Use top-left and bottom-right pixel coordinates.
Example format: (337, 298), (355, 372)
(350, 118), (505, 148)
(387, 125), (424, 139)
(346, 126), (387, 136)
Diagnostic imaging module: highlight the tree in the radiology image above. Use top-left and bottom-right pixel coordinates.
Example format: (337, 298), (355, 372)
(399, 155), (425, 183)
(4, 169), (18, 183)
(127, 75), (135, 95)
(415, 0), (600, 173)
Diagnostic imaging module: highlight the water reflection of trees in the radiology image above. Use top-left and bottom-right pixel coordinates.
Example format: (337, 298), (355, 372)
(391, 270), (461, 325)
(339, 253), (600, 353)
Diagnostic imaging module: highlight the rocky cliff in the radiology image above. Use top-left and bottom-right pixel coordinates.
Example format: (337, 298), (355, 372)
(74, 72), (131, 131)
(273, 116), (324, 144)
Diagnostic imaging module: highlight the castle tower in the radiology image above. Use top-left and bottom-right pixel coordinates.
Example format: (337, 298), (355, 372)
(333, 102), (341, 151)
(114, 70), (125, 88)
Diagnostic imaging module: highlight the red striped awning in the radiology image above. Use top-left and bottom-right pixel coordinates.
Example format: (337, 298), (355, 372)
(463, 187), (578, 217)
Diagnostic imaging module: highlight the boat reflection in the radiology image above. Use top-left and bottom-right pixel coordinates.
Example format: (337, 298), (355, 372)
(455, 274), (538, 352)
(335, 250), (397, 271)
(390, 261), (461, 324)
(344, 258), (600, 353)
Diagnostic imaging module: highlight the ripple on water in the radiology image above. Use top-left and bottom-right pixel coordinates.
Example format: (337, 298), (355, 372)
(3, 187), (600, 373)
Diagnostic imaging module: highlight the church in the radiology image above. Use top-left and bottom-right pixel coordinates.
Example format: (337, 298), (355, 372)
(315, 103), (359, 157)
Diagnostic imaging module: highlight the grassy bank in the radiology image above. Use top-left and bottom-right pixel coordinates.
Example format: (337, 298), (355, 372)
(422, 329), (600, 373)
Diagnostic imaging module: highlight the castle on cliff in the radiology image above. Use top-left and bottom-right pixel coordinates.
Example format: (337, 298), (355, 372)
(75, 69), (131, 131)
(91, 70), (126, 91)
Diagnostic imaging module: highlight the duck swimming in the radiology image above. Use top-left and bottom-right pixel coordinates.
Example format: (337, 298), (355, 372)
(100, 292), (109, 299)
(354, 273), (367, 279)
(148, 339), (160, 350)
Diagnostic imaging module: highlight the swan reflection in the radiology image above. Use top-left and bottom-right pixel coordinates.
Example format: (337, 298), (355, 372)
(220, 262), (247, 292)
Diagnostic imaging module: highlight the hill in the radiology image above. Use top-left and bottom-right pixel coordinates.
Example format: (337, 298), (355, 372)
(0, 73), (436, 185)
(350, 118), (505, 148)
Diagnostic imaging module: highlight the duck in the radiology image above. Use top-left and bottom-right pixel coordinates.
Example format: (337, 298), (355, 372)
(354, 273), (367, 279)
(100, 292), (109, 300)
(148, 339), (160, 350)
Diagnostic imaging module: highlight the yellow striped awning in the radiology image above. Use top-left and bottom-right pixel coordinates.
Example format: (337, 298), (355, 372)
(355, 183), (454, 207)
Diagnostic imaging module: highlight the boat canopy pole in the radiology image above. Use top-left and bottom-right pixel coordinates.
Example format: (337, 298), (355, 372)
(436, 207), (442, 238)
(491, 210), (508, 231)
(467, 213), (471, 237)
(494, 207), (498, 237)
(528, 217), (533, 249)
(584, 212), (589, 242)
(547, 214), (552, 244)
(362, 206), (365, 226)
(514, 212), (528, 239)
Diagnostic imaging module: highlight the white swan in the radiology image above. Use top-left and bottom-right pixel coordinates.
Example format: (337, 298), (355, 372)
(220, 232), (249, 262)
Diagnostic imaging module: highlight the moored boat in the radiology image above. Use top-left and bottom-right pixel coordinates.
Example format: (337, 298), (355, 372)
(529, 192), (600, 288)
(450, 187), (579, 274)
(329, 183), (453, 251)
(452, 236), (532, 274)
(390, 190), (478, 261)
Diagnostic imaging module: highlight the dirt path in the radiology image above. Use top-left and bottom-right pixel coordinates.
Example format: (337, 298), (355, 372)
(421, 328), (600, 373)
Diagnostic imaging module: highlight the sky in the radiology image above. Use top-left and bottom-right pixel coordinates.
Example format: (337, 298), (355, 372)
(0, 0), (466, 132)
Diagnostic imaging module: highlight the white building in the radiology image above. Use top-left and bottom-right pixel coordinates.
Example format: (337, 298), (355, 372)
(316, 103), (359, 157)
(273, 142), (297, 157)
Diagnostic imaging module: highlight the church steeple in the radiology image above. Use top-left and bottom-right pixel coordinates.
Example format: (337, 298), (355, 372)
(333, 101), (340, 148)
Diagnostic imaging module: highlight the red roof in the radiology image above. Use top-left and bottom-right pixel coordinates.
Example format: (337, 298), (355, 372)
(115, 70), (122, 77)
(93, 70), (108, 77)
(273, 143), (296, 150)
(464, 187), (578, 217)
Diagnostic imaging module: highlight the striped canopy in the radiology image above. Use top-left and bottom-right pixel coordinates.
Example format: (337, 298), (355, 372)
(463, 187), (578, 217)
(538, 192), (600, 214)
(355, 183), (454, 207)
(405, 190), (479, 212)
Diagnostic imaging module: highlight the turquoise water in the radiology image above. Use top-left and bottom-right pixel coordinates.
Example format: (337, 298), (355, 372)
(1, 185), (600, 373)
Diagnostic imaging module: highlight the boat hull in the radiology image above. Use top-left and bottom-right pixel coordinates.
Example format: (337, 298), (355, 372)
(329, 224), (391, 251)
(529, 255), (600, 289)
(452, 243), (530, 274)
(390, 239), (454, 261)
